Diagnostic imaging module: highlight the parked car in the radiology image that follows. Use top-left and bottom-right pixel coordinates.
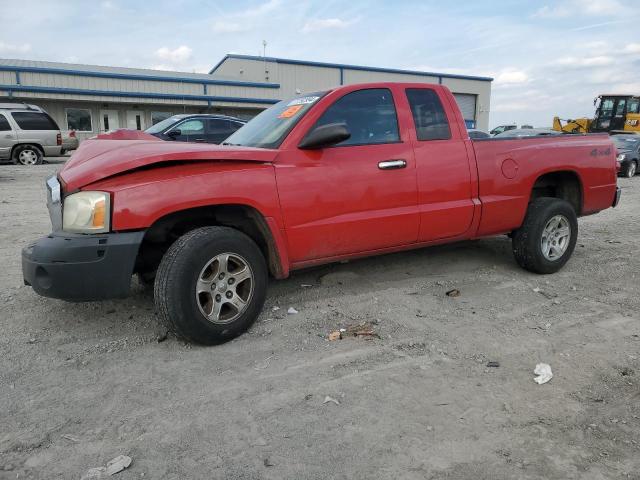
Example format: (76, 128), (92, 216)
(612, 134), (640, 177)
(0, 103), (62, 165)
(61, 130), (79, 154)
(22, 82), (620, 345)
(489, 124), (517, 135)
(144, 114), (246, 144)
(494, 128), (562, 138)
(468, 128), (491, 139)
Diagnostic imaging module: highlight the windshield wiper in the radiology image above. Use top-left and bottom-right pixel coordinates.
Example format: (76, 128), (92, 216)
(222, 142), (241, 146)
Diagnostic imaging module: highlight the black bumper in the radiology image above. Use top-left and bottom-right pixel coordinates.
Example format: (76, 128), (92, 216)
(22, 231), (145, 301)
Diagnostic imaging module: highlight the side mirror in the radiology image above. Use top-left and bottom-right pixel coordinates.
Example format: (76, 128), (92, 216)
(167, 129), (181, 138)
(298, 123), (350, 149)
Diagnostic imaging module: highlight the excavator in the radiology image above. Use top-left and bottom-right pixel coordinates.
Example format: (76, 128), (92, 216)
(553, 94), (640, 134)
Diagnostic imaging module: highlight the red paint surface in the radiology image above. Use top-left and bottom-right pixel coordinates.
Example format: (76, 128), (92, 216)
(58, 82), (618, 277)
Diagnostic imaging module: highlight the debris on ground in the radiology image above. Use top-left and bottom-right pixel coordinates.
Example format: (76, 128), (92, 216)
(533, 363), (553, 384)
(301, 284), (313, 288)
(328, 322), (380, 340)
(264, 458), (275, 467)
(106, 455), (132, 475)
(61, 433), (79, 442)
(81, 467), (107, 480)
(272, 306), (280, 312)
(486, 361), (500, 368)
(156, 332), (168, 343)
(323, 395), (340, 405)
(328, 331), (341, 341)
(446, 289), (460, 297)
(287, 307), (298, 315)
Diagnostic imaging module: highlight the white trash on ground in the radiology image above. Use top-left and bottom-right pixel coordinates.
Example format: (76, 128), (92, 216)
(533, 363), (553, 384)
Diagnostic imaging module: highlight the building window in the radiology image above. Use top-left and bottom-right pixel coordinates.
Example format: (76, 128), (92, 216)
(66, 108), (93, 132)
(151, 111), (172, 125)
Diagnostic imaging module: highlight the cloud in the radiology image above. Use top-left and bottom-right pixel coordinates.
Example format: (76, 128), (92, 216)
(611, 82), (640, 93)
(623, 43), (640, 54)
(154, 45), (193, 64)
(302, 18), (354, 33)
(212, 21), (248, 33)
(494, 69), (529, 85)
(210, 0), (281, 34)
(533, 0), (627, 18)
(0, 41), (31, 54)
(555, 55), (614, 67)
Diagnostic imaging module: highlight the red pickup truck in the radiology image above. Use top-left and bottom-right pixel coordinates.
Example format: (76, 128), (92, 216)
(22, 82), (620, 344)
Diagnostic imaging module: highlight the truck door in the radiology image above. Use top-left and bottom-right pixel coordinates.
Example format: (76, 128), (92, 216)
(275, 87), (419, 263)
(404, 87), (475, 241)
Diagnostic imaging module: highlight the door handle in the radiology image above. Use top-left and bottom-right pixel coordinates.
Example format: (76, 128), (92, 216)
(378, 159), (407, 170)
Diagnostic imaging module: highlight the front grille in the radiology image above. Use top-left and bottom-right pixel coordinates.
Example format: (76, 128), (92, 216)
(46, 176), (62, 231)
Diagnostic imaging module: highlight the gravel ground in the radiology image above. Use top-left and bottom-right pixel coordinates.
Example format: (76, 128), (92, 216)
(1, 158), (639, 479)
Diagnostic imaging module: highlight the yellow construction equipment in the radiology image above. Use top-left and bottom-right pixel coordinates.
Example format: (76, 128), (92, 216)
(553, 94), (640, 134)
(552, 116), (591, 133)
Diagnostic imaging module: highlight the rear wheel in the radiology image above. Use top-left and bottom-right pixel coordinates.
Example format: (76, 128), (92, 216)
(625, 160), (637, 178)
(154, 226), (268, 345)
(512, 197), (578, 274)
(12, 145), (43, 165)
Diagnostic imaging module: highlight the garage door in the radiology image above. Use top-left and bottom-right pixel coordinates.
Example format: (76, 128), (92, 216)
(453, 93), (477, 127)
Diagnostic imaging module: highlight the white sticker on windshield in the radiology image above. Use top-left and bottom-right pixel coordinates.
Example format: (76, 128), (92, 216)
(287, 96), (320, 106)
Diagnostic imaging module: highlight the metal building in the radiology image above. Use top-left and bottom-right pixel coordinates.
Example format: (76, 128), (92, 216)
(211, 55), (492, 131)
(0, 55), (491, 142)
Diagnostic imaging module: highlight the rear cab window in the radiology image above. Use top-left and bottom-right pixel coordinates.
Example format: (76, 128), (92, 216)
(405, 89), (451, 141)
(312, 88), (400, 146)
(11, 111), (59, 130)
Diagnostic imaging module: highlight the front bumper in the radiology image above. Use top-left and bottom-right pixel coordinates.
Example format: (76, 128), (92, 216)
(22, 231), (145, 301)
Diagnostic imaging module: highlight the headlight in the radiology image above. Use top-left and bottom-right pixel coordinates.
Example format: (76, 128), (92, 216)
(617, 153), (626, 161)
(62, 191), (110, 233)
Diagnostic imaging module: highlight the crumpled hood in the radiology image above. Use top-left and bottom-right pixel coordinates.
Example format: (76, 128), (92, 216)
(59, 134), (278, 191)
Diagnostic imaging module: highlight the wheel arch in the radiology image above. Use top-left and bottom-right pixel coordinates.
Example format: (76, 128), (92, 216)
(11, 143), (44, 157)
(135, 203), (289, 279)
(529, 170), (584, 215)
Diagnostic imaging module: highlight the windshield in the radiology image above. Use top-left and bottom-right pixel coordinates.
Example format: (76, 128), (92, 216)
(224, 92), (327, 149)
(612, 135), (640, 150)
(145, 115), (185, 134)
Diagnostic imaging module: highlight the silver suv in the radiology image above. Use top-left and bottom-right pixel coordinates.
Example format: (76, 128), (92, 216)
(0, 103), (63, 165)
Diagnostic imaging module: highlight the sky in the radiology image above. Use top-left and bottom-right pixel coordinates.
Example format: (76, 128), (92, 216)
(0, 0), (638, 128)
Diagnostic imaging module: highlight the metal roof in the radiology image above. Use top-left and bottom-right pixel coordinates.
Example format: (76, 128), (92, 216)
(0, 58), (280, 88)
(209, 54), (494, 82)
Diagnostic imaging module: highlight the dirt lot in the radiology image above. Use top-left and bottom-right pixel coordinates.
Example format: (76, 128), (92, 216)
(1, 159), (639, 479)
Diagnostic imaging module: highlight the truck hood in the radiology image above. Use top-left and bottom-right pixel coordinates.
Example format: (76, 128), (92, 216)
(59, 134), (278, 191)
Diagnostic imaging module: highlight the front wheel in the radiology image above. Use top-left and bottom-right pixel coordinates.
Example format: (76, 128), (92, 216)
(154, 226), (268, 345)
(512, 197), (578, 274)
(624, 160), (637, 178)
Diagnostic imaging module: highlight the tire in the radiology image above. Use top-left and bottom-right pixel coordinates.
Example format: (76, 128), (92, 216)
(154, 226), (268, 345)
(512, 197), (578, 274)
(12, 145), (43, 165)
(625, 160), (637, 178)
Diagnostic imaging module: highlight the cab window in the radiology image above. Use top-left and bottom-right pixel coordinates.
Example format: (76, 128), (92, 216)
(405, 88), (451, 141)
(313, 88), (400, 146)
